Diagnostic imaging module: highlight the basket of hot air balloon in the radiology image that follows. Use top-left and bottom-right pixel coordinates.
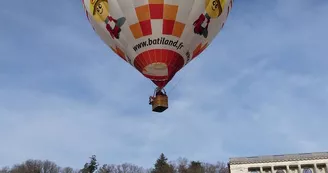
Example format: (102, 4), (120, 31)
(149, 88), (168, 112)
(82, 0), (233, 113)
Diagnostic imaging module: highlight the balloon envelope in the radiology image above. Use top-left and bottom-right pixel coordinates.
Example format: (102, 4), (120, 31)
(82, 0), (233, 88)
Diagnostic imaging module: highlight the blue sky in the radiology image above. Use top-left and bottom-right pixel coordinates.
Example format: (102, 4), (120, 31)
(1, 0), (328, 169)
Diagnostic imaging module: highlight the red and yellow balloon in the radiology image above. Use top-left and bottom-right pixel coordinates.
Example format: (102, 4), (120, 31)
(82, 0), (233, 110)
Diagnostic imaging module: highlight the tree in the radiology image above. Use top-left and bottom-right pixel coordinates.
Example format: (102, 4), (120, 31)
(187, 161), (204, 173)
(120, 163), (145, 173)
(215, 162), (229, 173)
(202, 163), (216, 173)
(7, 159), (61, 173)
(97, 164), (115, 173)
(176, 158), (188, 173)
(10, 159), (43, 173)
(151, 153), (174, 173)
(42, 160), (60, 173)
(81, 155), (99, 173)
(218, 167), (229, 173)
(61, 167), (78, 173)
(0, 154), (229, 173)
(0, 167), (10, 173)
(98, 163), (145, 173)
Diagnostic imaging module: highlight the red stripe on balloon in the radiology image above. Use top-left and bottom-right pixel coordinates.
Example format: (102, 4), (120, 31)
(134, 49), (184, 88)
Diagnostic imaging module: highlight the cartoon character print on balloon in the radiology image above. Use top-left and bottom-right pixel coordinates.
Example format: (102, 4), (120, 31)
(90, 0), (126, 39)
(193, 0), (226, 38)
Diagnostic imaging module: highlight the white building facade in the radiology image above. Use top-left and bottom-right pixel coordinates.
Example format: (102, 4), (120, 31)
(228, 152), (328, 173)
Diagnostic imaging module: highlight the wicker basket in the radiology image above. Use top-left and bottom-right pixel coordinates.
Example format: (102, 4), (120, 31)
(152, 95), (168, 112)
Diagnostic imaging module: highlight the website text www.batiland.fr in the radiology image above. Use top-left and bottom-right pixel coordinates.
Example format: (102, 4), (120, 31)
(133, 37), (184, 52)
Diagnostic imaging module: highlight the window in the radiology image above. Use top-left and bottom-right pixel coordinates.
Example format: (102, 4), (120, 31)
(276, 170), (285, 173)
(303, 168), (312, 173)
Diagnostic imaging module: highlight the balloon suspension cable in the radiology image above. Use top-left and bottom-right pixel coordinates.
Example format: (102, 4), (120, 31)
(167, 71), (187, 95)
(153, 87), (166, 96)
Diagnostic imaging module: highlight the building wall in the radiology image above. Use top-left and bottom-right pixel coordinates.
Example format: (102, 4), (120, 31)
(229, 159), (328, 173)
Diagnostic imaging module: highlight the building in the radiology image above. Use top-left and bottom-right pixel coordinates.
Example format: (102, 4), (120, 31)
(228, 152), (328, 173)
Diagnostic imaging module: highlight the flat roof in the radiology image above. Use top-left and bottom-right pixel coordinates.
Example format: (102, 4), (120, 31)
(229, 152), (328, 165)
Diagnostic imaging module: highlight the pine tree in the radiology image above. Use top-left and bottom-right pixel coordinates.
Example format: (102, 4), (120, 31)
(81, 155), (99, 173)
(151, 153), (174, 173)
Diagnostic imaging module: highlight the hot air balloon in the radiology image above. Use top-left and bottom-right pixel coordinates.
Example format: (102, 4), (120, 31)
(82, 0), (233, 113)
